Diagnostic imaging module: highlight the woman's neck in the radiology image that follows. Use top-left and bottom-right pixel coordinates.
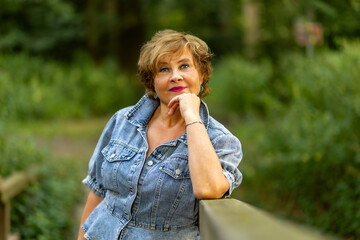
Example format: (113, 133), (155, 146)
(155, 103), (185, 129)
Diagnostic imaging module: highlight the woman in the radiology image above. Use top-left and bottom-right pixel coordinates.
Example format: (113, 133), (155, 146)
(77, 29), (242, 240)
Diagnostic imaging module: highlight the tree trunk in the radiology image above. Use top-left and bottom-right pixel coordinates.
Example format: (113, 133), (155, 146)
(242, 0), (260, 59)
(116, 0), (146, 72)
(86, 0), (100, 62)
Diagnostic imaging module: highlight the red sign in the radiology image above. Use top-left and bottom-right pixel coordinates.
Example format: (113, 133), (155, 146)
(295, 21), (323, 46)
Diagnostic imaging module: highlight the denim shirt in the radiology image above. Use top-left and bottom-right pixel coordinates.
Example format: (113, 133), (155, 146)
(82, 94), (242, 240)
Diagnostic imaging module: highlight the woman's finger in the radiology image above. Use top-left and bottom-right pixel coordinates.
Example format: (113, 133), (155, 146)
(168, 95), (180, 109)
(168, 93), (200, 117)
(168, 102), (179, 116)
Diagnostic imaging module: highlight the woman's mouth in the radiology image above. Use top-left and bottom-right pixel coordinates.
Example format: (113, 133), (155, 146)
(169, 86), (186, 92)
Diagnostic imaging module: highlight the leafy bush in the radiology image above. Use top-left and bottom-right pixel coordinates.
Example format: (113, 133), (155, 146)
(11, 158), (84, 239)
(0, 53), (142, 120)
(237, 41), (360, 238)
(0, 122), (84, 239)
(207, 56), (277, 118)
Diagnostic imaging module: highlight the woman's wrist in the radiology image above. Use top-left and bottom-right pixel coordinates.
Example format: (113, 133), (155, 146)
(185, 117), (201, 125)
(185, 119), (203, 128)
(184, 112), (201, 124)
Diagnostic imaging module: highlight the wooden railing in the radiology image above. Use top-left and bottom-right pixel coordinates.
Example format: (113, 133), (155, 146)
(0, 167), (40, 240)
(199, 198), (337, 240)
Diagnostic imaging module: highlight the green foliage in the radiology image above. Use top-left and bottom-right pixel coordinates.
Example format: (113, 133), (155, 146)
(234, 41), (360, 238)
(1, 0), (359, 66)
(141, 0), (243, 55)
(0, 53), (142, 120)
(257, 0), (360, 59)
(0, 125), (43, 177)
(0, 0), (85, 58)
(207, 56), (277, 117)
(11, 158), (83, 239)
(0, 122), (83, 239)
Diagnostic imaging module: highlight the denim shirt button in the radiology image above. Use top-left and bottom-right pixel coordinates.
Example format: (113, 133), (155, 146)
(110, 153), (116, 159)
(147, 160), (153, 166)
(175, 168), (181, 175)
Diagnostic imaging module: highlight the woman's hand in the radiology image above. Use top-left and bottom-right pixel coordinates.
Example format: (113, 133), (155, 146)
(167, 93), (201, 123)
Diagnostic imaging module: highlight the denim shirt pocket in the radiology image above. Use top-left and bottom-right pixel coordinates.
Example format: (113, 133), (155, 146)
(159, 154), (190, 180)
(101, 140), (138, 192)
(102, 140), (137, 162)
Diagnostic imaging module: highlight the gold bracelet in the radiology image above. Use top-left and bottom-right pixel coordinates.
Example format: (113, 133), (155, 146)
(185, 120), (203, 128)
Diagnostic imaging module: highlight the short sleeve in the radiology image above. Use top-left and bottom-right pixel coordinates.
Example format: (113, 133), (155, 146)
(212, 133), (243, 197)
(82, 113), (117, 198)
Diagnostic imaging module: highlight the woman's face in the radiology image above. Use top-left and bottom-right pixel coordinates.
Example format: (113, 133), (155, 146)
(153, 48), (203, 105)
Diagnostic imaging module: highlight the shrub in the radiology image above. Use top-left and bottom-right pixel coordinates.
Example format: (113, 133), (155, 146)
(0, 122), (83, 239)
(242, 41), (360, 238)
(207, 56), (277, 118)
(0, 53), (142, 120)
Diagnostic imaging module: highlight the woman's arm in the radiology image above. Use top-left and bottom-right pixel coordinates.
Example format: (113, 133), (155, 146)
(168, 93), (230, 199)
(77, 191), (104, 240)
(186, 118), (230, 199)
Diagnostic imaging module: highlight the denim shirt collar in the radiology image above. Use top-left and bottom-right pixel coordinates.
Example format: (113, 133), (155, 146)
(124, 93), (210, 145)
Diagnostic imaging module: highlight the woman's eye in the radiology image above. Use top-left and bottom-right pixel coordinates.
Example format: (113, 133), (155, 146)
(180, 64), (189, 69)
(159, 67), (168, 72)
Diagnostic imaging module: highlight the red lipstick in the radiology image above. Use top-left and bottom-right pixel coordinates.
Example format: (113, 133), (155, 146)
(169, 86), (186, 92)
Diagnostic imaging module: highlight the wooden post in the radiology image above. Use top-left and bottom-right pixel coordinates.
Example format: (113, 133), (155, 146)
(0, 167), (39, 240)
(0, 198), (10, 240)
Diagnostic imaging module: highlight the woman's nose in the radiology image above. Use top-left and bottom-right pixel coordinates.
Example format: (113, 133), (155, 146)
(170, 69), (183, 81)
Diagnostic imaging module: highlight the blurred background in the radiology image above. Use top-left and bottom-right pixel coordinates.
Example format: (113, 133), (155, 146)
(0, 0), (359, 239)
